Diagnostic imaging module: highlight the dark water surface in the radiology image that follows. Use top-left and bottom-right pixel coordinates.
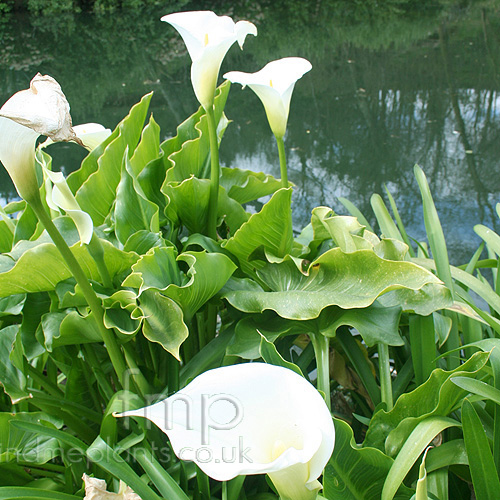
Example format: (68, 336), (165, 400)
(1, 1), (500, 264)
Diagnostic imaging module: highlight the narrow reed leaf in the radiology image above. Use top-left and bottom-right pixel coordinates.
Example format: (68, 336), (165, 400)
(462, 399), (500, 500)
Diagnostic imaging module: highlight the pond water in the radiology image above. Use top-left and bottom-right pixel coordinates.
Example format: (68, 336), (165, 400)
(1, 1), (500, 264)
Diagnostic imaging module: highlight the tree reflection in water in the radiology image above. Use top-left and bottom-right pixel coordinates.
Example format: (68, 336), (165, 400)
(0, 1), (499, 263)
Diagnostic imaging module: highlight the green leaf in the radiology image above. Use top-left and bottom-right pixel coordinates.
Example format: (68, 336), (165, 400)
(222, 188), (293, 274)
(384, 186), (415, 257)
(41, 310), (101, 351)
(227, 313), (304, 360)
(134, 447), (192, 500)
(136, 289), (189, 361)
(13, 203), (38, 245)
(0, 294), (25, 317)
(0, 218), (138, 297)
(382, 417), (460, 500)
(425, 439), (468, 473)
(338, 197), (374, 232)
(416, 257), (500, 316)
(414, 165), (453, 297)
(162, 82), (230, 183)
(474, 224), (500, 257)
(123, 230), (166, 254)
(20, 292), (50, 360)
(371, 194), (403, 241)
(103, 290), (141, 337)
(9, 420), (87, 455)
(364, 351), (490, 454)
(224, 249), (449, 320)
(123, 245), (182, 292)
(312, 207), (367, 253)
(258, 332), (304, 376)
(137, 156), (169, 221)
(125, 248), (237, 321)
(73, 93), (153, 224)
(323, 418), (413, 500)
(415, 448), (430, 500)
(451, 377), (500, 406)
(0, 221), (13, 254)
(86, 437), (162, 500)
(101, 391), (144, 446)
(220, 167), (283, 204)
(324, 302), (403, 347)
(433, 312), (452, 347)
(180, 327), (234, 387)
(0, 326), (27, 403)
(115, 151), (160, 245)
(163, 176), (248, 235)
(0, 488), (82, 499)
(0, 464), (32, 486)
(0, 412), (63, 464)
(129, 114), (161, 176)
(462, 398), (500, 500)
(409, 314), (436, 387)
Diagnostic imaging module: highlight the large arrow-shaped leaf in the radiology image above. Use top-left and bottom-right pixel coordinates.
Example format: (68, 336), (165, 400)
(223, 248), (450, 320)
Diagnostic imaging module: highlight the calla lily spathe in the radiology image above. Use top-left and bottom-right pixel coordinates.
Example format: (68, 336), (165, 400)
(36, 149), (93, 245)
(0, 73), (81, 200)
(82, 474), (141, 500)
(161, 11), (257, 110)
(117, 363), (334, 500)
(42, 123), (112, 151)
(37, 122), (111, 244)
(224, 57), (312, 138)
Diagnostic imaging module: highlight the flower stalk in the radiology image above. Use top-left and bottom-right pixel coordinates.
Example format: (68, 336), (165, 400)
(87, 233), (113, 288)
(206, 105), (220, 239)
(378, 342), (393, 411)
(28, 193), (129, 390)
(276, 135), (288, 188)
(309, 333), (331, 411)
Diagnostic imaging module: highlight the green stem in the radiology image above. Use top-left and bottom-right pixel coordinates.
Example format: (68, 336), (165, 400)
(28, 194), (127, 388)
(78, 355), (103, 411)
(206, 105), (220, 240)
(168, 352), (180, 395)
(87, 233), (113, 288)
(337, 326), (381, 406)
(83, 344), (114, 401)
(378, 343), (393, 411)
(310, 333), (331, 410)
(276, 135), (288, 188)
(122, 341), (151, 397)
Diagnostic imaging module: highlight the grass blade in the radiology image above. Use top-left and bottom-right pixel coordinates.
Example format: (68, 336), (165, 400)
(413, 165), (453, 297)
(462, 399), (500, 500)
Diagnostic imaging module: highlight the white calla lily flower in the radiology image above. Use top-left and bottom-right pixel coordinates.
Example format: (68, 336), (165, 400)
(0, 73), (81, 201)
(161, 11), (257, 110)
(224, 57), (312, 138)
(116, 363), (334, 500)
(37, 150), (93, 245)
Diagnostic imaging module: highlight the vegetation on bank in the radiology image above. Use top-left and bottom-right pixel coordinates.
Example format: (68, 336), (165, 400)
(0, 0), (497, 15)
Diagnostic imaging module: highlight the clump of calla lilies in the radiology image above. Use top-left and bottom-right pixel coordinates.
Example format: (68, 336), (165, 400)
(0, 9), (336, 500)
